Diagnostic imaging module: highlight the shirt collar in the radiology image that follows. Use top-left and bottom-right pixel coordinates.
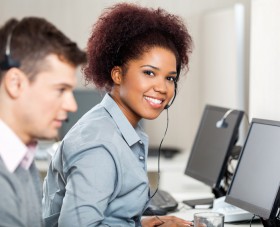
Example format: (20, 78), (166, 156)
(101, 93), (147, 146)
(0, 120), (36, 172)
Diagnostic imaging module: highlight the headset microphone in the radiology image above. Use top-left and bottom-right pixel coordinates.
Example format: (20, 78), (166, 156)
(0, 30), (20, 70)
(216, 109), (234, 128)
(164, 81), (177, 110)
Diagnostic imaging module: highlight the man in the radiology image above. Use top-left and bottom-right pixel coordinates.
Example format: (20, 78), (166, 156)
(0, 17), (86, 226)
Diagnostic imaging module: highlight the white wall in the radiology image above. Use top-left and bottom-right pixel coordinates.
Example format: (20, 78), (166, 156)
(0, 0), (251, 151)
(201, 5), (245, 109)
(249, 0), (280, 121)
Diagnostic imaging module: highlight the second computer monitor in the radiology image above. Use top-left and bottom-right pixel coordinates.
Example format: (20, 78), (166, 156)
(225, 118), (280, 226)
(59, 89), (105, 140)
(184, 105), (244, 197)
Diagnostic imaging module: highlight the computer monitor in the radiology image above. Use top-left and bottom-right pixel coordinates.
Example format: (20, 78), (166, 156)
(184, 105), (244, 201)
(225, 118), (280, 227)
(59, 89), (105, 140)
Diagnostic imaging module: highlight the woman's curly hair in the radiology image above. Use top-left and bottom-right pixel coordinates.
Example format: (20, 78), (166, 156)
(83, 3), (193, 91)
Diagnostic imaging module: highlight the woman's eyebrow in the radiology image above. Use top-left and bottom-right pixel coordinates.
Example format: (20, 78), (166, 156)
(140, 65), (177, 75)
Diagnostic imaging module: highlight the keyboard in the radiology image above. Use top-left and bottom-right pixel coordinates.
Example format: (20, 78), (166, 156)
(143, 189), (178, 216)
(212, 196), (256, 223)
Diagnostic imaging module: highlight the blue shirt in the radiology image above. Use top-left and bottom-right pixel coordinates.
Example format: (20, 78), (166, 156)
(43, 93), (150, 226)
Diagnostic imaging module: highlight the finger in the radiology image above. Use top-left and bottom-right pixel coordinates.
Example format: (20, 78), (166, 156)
(158, 215), (192, 224)
(156, 216), (193, 226)
(158, 220), (193, 227)
(141, 216), (165, 227)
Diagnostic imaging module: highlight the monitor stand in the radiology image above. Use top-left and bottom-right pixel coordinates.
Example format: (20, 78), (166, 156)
(182, 186), (226, 208)
(212, 186), (226, 198)
(182, 197), (214, 208)
(261, 217), (280, 227)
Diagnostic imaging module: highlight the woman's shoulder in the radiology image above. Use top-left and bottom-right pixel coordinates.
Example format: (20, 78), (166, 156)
(69, 105), (116, 133)
(62, 107), (121, 148)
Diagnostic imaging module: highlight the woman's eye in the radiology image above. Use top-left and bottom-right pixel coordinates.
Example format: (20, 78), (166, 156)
(144, 70), (154, 77)
(167, 76), (176, 82)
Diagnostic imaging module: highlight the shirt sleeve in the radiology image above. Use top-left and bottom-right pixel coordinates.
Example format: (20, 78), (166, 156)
(58, 146), (118, 226)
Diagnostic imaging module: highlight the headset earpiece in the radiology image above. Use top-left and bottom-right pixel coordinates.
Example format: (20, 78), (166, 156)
(0, 54), (20, 70)
(164, 81), (177, 110)
(0, 30), (20, 70)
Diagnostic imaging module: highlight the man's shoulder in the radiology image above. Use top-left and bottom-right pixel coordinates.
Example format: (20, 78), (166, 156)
(0, 162), (25, 197)
(0, 163), (23, 223)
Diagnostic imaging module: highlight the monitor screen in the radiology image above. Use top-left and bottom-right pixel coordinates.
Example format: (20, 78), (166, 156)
(226, 118), (280, 220)
(184, 105), (244, 196)
(59, 89), (105, 140)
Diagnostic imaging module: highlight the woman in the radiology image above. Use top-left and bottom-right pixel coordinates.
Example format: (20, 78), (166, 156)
(43, 3), (193, 226)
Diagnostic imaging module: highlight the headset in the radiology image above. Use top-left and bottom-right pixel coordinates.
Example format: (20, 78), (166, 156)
(164, 79), (178, 110)
(164, 63), (181, 110)
(149, 79), (177, 206)
(0, 28), (21, 70)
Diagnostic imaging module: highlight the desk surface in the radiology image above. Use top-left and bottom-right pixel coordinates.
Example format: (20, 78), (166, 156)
(147, 152), (263, 227)
(147, 152), (214, 195)
(171, 207), (262, 227)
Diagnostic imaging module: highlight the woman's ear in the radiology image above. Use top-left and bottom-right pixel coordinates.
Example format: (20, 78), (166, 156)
(3, 68), (27, 98)
(111, 66), (123, 85)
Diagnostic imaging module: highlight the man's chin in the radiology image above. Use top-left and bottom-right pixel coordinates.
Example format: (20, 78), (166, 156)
(36, 131), (60, 141)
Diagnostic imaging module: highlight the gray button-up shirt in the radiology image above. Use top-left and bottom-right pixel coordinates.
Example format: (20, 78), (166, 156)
(43, 93), (150, 226)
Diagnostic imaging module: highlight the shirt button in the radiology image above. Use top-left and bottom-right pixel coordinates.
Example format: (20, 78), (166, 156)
(139, 156), (145, 161)
(139, 140), (143, 144)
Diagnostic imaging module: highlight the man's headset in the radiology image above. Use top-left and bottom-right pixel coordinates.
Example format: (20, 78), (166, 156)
(164, 81), (177, 110)
(0, 27), (21, 70)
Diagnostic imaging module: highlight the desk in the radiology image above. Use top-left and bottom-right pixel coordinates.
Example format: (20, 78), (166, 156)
(147, 152), (262, 227)
(147, 151), (213, 196)
(171, 208), (262, 227)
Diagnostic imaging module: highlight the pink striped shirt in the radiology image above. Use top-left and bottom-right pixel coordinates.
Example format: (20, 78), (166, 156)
(0, 120), (36, 172)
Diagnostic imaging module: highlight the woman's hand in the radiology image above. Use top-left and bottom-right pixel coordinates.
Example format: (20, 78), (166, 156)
(141, 215), (193, 227)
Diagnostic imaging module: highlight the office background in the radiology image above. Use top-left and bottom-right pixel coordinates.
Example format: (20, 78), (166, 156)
(1, 0), (279, 153)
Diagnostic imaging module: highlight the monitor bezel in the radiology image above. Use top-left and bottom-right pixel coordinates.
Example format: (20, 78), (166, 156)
(225, 118), (280, 220)
(184, 104), (244, 195)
